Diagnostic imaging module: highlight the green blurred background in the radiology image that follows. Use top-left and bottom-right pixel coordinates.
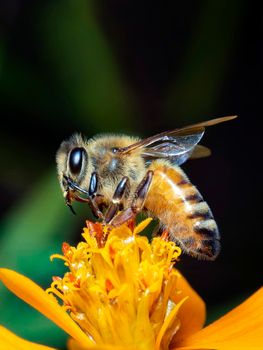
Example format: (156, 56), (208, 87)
(0, 0), (261, 348)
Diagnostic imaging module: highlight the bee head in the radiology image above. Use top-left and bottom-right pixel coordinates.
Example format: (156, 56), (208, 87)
(56, 134), (91, 211)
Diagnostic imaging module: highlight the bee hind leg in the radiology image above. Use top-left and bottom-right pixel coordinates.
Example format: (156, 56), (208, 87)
(110, 170), (153, 227)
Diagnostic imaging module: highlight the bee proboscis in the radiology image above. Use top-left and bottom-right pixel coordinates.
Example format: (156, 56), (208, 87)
(56, 115), (237, 260)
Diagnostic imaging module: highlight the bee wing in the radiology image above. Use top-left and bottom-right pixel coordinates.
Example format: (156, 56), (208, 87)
(143, 144), (212, 165)
(175, 145), (212, 165)
(117, 116), (236, 165)
(190, 145), (211, 159)
(139, 134), (204, 165)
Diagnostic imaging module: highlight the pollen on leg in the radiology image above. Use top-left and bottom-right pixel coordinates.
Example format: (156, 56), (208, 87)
(161, 230), (169, 241)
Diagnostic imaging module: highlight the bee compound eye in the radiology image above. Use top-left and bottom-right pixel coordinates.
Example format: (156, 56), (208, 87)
(69, 147), (85, 175)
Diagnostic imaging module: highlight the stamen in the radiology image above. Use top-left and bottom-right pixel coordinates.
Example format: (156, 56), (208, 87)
(47, 219), (184, 350)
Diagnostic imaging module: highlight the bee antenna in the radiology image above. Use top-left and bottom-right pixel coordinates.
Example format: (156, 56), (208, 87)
(67, 203), (76, 215)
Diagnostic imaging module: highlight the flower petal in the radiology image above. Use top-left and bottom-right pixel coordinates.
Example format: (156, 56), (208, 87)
(134, 218), (152, 235)
(67, 337), (135, 350)
(156, 297), (187, 350)
(0, 325), (56, 350)
(170, 271), (206, 345)
(176, 287), (263, 350)
(0, 268), (93, 347)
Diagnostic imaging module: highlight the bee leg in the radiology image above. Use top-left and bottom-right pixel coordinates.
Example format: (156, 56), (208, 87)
(131, 170), (153, 211)
(110, 170), (153, 226)
(70, 192), (103, 219)
(88, 172), (98, 197)
(89, 199), (104, 219)
(86, 172), (104, 219)
(71, 172), (103, 219)
(104, 176), (129, 224)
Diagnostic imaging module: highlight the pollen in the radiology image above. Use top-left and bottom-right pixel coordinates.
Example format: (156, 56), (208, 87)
(46, 218), (184, 350)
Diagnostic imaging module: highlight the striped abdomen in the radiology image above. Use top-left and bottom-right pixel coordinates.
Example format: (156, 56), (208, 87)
(144, 161), (220, 260)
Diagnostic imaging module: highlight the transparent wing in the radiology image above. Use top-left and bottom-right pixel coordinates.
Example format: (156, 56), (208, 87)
(143, 144), (212, 165)
(190, 145), (211, 159)
(140, 133), (205, 165)
(117, 116), (236, 165)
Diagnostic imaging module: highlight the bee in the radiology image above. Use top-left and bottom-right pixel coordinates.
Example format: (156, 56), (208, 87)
(56, 116), (236, 260)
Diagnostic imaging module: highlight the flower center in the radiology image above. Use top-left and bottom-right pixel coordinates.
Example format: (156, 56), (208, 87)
(47, 219), (183, 350)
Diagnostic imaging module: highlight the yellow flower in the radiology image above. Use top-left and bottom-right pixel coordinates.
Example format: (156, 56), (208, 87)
(0, 219), (262, 350)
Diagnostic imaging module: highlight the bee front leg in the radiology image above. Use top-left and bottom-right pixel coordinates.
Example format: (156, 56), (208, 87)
(88, 172), (104, 219)
(110, 170), (153, 227)
(104, 176), (130, 223)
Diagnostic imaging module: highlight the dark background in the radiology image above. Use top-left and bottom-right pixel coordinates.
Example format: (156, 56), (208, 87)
(0, 1), (262, 348)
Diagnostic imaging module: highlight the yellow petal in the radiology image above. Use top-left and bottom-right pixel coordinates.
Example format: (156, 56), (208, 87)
(134, 218), (152, 235)
(0, 268), (93, 347)
(170, 272), (206, 346)
(155, 297), (187, 350)
(176, 287), (263, 350)
(0, 325), (56, 350)
(67, 337), (135, 350)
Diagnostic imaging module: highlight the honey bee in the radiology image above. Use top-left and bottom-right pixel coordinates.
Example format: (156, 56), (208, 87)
(56, 116), (236, 260)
